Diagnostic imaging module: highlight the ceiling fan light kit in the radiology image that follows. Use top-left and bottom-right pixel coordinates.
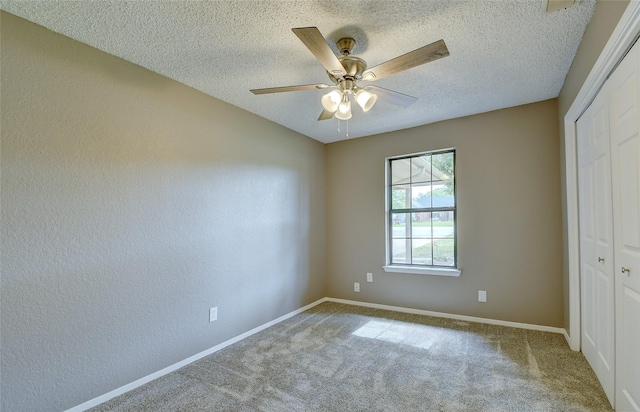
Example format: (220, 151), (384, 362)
(355, 89), (377, 112)
(321, 90), (342, 112)
(250, 26), (449, 122)
(335, 93), (352, 120)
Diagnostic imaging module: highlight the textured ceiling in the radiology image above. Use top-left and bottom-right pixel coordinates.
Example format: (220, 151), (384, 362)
(1, 0), (595, 143)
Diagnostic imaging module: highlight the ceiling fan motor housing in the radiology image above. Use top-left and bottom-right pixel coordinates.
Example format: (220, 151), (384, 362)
(327, 37), (367, 84)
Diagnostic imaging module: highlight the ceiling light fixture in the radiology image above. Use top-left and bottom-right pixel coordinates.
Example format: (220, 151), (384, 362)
(321, 81), (377, 121)
(355, 89), (377, 112)
(321, 90), (342, 112)
(335, 92), (352, 120)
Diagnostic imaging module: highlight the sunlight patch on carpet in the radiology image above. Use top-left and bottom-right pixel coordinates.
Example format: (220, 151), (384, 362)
(352, 319), (464, 350)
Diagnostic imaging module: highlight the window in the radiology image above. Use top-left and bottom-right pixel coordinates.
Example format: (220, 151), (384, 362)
(384, 149), (460, 276)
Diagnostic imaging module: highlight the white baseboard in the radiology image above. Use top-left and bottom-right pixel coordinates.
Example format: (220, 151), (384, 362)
(326, 298), (566, 335)
(563, 328), (572, 346)
(66, 297), (328, 412)
(69, 296), (567, 410)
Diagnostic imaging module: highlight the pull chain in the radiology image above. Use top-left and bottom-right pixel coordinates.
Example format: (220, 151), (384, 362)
(336, 119), (350, 138)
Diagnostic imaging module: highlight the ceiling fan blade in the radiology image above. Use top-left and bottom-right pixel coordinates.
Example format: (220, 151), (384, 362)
(251, 83), (330, 95)
(292, 27), (347, 77)
(362, 39), (449, 81)
(317, 109), (335, 121)
(363, 85), (418, 108)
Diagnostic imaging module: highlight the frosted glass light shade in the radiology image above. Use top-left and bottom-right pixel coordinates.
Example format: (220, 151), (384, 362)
(335, 98), (352, 120)
(321, 90), (342, 112)
(355, 89), (377, 112)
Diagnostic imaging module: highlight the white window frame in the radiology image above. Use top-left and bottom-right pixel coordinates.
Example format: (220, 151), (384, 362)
(383, 148), (461, 277)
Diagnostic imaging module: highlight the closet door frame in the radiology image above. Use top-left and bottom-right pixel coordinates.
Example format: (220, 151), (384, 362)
(564, 1), (640, 352)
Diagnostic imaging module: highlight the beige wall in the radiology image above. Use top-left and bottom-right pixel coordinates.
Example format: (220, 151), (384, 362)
(1, 12), (326, 411)
(326, 99), (563, 327)
(557, 0), (630, 333)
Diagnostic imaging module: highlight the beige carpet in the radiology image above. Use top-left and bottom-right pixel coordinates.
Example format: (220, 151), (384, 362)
(90, 302), (612, 411)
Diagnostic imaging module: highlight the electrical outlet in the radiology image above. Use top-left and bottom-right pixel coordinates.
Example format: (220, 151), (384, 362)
(366, 273), (373, 282)
(354, 282), (360, 292)
(209, 307), (218, 322)
(478, 291), (487, 303)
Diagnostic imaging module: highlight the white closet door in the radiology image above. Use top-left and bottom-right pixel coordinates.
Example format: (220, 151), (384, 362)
(577, 85), (616, 406)
(609, 39), (640, 412)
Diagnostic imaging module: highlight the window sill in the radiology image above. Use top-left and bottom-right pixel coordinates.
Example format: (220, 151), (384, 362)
(383, 265), (461, 277)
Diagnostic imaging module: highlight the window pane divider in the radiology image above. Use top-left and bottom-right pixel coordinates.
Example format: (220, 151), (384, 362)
(390, 207), (456, 214)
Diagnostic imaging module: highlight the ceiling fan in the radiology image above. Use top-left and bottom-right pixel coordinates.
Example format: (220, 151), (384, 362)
(250, 27), (449, 121)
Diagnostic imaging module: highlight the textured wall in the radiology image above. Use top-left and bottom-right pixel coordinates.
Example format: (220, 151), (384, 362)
(557, 0), (630, 334)
(1, 12), (326, 411)
(326, 100), (563, 327)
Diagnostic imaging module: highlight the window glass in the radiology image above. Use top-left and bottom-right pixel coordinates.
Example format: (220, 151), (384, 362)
(391, 185), (410, 209)
(387, 149), (457, 268)
(431, 152), (455, 208)
(411, 155), (432, 184)
(390, 158), (411, 185)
